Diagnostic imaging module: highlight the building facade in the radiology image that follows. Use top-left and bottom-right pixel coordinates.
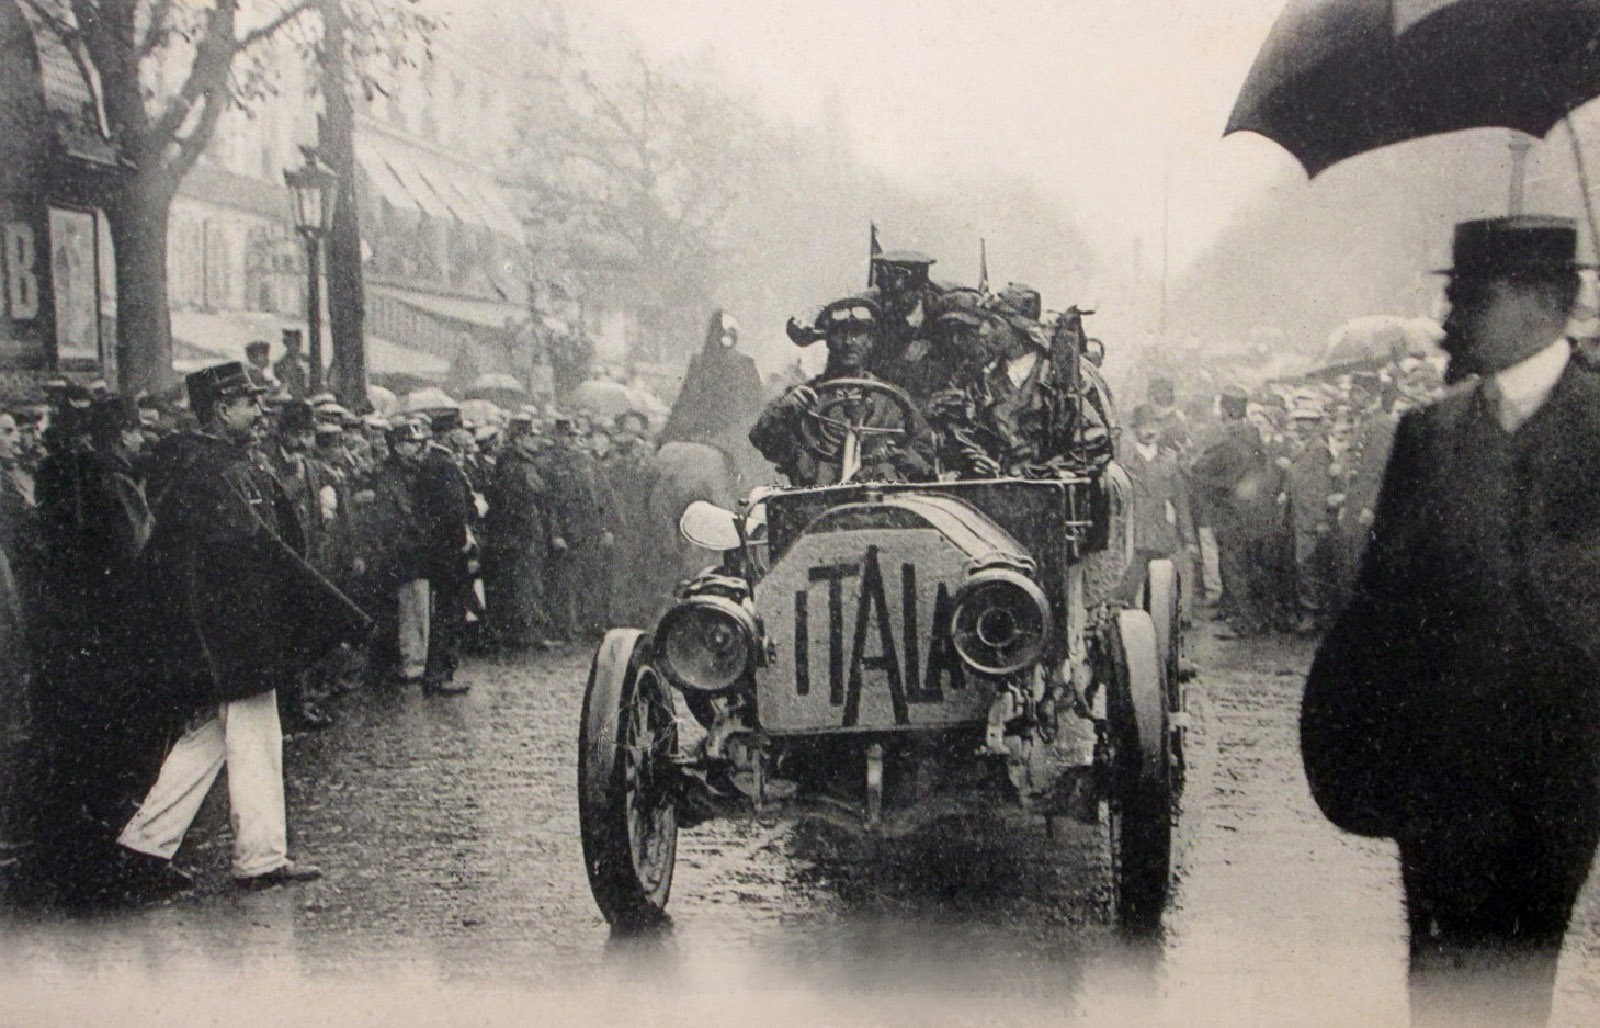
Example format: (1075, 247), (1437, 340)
(0, 0), (124, 400)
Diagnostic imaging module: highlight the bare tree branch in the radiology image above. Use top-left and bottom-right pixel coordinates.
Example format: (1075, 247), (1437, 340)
(237, 0), (315, 52)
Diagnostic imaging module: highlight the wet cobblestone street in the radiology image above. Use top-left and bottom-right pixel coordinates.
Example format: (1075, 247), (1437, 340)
(4, 625), (1599, 1027)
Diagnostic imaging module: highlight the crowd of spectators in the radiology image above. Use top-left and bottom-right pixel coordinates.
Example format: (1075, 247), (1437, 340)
(1128, 358), (1447, 639)
(0, 366), (668, 897)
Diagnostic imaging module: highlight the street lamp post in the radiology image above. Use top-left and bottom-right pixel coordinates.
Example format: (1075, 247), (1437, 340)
(284, 148), (338, 394)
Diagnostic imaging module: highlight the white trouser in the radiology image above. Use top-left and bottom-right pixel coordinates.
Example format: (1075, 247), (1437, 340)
(397, 578), (430, 678)
(117, 690), (288, 877)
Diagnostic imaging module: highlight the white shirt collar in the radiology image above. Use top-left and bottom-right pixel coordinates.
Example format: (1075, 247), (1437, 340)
(1134, 440), (1159, 463)
(1491, 337), (1569, 432)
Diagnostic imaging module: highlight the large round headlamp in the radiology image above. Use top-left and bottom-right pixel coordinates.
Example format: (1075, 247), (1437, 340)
(949, 567), (1050, 677)
(656, 595), (758, 693)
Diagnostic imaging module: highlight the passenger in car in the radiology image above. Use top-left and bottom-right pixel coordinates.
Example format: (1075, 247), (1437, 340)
(926, 296), (1111, 479)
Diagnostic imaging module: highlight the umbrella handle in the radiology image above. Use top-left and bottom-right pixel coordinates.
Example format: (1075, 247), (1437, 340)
(1565, 116), (1600, 266)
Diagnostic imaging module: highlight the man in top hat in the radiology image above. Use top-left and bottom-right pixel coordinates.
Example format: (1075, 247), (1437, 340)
(113, 362), (365, 894)
(1302, 216), (1600, 1027)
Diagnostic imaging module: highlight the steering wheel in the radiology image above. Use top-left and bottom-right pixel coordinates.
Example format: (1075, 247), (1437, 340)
(797, 377), (918, 470)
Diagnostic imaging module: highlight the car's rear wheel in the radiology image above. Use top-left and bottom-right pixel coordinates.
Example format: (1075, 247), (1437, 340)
(579, 629), (679, 929)
(1105, 608), (1173, 934)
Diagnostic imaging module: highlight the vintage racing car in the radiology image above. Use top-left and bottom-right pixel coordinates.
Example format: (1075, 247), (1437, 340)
(579, 354), (1185, 934)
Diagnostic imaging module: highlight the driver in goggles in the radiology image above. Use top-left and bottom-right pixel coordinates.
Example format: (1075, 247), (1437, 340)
(749, 299), (934, 487)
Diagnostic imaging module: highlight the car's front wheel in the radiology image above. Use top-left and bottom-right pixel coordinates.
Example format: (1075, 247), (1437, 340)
(579, 629), (679, 930)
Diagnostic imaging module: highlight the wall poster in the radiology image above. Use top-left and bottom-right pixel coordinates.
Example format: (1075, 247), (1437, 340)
(49, 206), (100, 364)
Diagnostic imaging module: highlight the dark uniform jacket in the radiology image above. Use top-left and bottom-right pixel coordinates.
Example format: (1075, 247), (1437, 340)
(413, 443), (473, 583)
(361, 456), (428, 587)
(137, 431), (366, 705)
(1189, 419), (1273, 528)
(1302, 363), (1600, 839)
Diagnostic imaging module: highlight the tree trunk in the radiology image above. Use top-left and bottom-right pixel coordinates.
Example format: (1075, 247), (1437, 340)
(105, 177), (177, 397)
(322, 0), (368, 410)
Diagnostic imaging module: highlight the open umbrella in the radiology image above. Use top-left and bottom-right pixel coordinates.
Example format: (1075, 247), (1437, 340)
(564, 380), (671, 422)
(1228, 0), (1600, 177)
(403, 386), (458, 413)
(1309, 315), (1444, 379)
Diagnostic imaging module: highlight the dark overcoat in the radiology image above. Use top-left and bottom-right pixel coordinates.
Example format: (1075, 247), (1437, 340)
(135, 432), (369, 707)
(482, 446), (552, 644)
(1301, 363), (1600, 839)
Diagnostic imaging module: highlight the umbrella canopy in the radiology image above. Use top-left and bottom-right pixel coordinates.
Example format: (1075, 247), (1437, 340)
(1227, 0), (1600, 177)
(460, 398), (504, 426)
(465, 372), (526, 396)
(368, 384), (399, 417)
(564, 380), (671, 422)
(403, 386), (458, 413)
(1310, 315), (1444, 378)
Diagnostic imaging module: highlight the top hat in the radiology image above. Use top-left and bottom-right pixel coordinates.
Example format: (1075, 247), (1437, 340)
(427, 408), (462, 434)
(186, 361), (268, 411)
(1435, 215), (1595, 278)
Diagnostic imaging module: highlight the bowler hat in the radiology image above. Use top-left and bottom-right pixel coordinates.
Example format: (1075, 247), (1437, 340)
(90, 394), (140, 435)
(276, 399), (317, 434)
(1435, 215), (1595, 278)
(387, 419), (427, 444)
(186, 361), (268, 411)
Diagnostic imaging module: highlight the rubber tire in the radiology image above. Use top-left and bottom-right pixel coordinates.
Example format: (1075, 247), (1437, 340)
(1142, 557), (1185, 794)
(578, 629), (679, 929)
(1107, 608), (1173, 934)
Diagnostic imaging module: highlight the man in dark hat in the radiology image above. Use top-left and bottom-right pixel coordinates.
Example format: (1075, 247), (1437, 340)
(409, 409), (473, 693)
(536, 414), (619, 641)
(1125, 403), (1196, 598)
(263, 401), (339, 731)
(27, 392), (152, 889)
(1190, 384), (1276, 634)
(1303, 215), (1600, 1027)
(113, 361), (365, 893)
(753, 299), (935, 486)
(482, 415), (554, 649)
(356, 419), (430, 686)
